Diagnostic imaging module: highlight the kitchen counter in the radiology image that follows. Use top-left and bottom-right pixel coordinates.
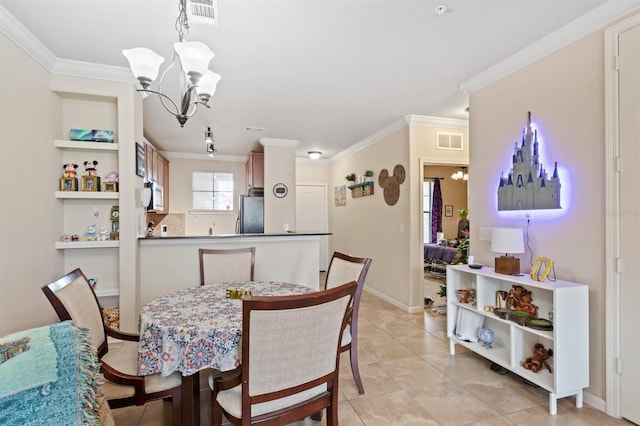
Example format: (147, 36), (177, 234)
(140, 232), (331, 240)
(138, 233), (328, 308)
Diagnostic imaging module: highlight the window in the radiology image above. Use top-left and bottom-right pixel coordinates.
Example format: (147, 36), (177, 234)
(423, 181), (432, 244)
(192, 172), (234, 211)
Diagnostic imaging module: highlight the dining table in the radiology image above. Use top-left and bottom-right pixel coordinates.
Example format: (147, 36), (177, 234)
(137, 280), (314, 425)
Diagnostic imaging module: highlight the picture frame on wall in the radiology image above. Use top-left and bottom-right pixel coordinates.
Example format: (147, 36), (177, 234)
(135, 142), (145, 177)
(335, 185), (347, 206)
(445, 205), (453, 217)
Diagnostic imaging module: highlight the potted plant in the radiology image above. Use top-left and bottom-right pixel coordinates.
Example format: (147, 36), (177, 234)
(345, 173), (356, 185)
(457, 209), (469, 239)
(364, 170), (374, 182)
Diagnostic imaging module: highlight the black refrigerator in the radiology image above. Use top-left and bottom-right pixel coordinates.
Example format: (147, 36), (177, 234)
(238, 196), (264, 233)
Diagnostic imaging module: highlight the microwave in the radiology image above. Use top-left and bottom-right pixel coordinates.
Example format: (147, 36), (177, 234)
(146, 182), (164, 211)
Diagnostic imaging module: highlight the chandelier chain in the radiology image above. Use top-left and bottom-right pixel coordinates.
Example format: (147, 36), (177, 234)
(175, 0), (190, 42)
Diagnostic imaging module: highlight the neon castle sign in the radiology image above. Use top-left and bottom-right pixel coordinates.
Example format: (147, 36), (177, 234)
(497, 112), (561, 211)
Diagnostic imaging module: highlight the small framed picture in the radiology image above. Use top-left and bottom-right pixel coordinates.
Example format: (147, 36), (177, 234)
(135, 142), (146, 177)
(445, 205), (454, 217)
(81, 175), (100, 192)
(60, 177), (78, 191)
(334, 185), (347, 206)
(103, 181), (118, 192)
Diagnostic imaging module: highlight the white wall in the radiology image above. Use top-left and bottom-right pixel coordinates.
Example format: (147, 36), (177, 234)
(0, 33), (62, 334)
(467, 30), (606, 399)
(330, 126), (412, 306)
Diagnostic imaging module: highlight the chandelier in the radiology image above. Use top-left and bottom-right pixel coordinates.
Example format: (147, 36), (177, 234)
(451, 167), (468, 181)
(122, 0), (221, 127)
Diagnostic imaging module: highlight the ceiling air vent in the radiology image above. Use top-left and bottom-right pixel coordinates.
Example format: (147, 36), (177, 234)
(187, 0), (218, 27)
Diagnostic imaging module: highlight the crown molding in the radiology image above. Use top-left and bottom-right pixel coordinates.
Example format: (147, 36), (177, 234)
(460, 1), (640, 94)
(162, 151), (247, 162)
(405, 114), (468, 129)
(51, 58), (133, 82)
(0, 4), (56, 71)
(330, 117), (407, 161)
(259, 138), (300, 147)
(1, 5), (135, 82)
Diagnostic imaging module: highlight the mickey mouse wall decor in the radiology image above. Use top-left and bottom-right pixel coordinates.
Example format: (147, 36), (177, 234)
(378, 164), (405, 206)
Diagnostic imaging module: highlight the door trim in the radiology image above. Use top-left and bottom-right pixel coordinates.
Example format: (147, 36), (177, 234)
(603, 13), (640, 419)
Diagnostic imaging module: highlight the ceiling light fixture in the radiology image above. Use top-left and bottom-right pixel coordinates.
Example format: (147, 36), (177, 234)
(434, 5), (448, 16)
(205, 126), (216, 157)
(308, 151), (321, 160)
(122, 0), (221, 128)
(451, 167), (468, 181)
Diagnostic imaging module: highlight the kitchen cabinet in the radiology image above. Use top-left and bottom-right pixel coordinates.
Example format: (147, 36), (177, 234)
(143, 139), (170, 213)
(246, 151), (264, 193)
(446, 264), (589, 415)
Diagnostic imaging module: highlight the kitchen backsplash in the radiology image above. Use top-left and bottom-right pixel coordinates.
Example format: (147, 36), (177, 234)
(147, 213), (185, 236)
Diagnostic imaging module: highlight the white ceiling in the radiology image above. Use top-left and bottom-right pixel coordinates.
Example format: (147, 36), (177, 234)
(2, 0), (636, 159)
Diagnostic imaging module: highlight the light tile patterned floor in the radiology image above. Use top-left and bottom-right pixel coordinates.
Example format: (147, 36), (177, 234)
(112, 281), (633, 426)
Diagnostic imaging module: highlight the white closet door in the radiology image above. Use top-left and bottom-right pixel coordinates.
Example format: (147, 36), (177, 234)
(618, 23), (640, 426)
(296, 185), (328, 270)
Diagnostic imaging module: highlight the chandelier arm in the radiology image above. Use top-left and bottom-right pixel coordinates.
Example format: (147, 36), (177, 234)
(135, 88), (181, 117)
(183, 100), (211, 119)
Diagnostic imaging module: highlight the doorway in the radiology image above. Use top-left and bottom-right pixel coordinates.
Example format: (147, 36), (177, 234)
(420, 162), (469, 308)
(296, 184), (329, 271)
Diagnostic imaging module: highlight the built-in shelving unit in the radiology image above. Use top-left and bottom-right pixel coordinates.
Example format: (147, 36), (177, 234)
(55, 191), (119, 199)
(55, 241), (120, 249)
(54, 140), (119, 151)
(446, 264), (589, 415)
(54, 92), (121, 308)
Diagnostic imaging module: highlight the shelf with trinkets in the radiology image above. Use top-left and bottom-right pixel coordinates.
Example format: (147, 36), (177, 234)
(446, 264), (589, 415)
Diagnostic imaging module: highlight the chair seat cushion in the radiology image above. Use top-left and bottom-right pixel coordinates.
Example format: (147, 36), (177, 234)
(341, 325), (352, 347)
(102, 340), (181, 395)
(216, 383), (327, 419)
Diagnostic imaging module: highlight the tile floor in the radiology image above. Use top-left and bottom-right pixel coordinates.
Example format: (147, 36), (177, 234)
(112, 278), (634, 426)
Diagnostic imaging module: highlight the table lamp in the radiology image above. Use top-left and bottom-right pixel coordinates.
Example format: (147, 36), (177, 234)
(491, 227), (524, 275)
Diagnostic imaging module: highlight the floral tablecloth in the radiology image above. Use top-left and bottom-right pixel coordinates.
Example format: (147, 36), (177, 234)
(137, 281), (312, 377)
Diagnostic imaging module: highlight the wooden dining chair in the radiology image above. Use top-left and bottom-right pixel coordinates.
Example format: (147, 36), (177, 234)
(41, 268), (182, 423)
(323, 251), (372, 394)
(210, 280), (357, 426)
(199, 247), (256, 285)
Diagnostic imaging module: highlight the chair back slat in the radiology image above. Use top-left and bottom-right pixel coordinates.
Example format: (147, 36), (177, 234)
(247, 294), (350, 395)
(240, 281), (357, 418)
(199, 247), (255, 285)
(42, 268), (106, 352)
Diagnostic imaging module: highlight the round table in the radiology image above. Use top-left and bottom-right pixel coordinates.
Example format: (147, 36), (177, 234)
(137, 281), (312, 377)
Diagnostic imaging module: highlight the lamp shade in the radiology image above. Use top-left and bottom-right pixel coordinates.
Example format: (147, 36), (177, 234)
(196, 71), (222, 103)
(122, 48), (164, 88)
(308, 151), (321, 160)
(491, 227), (524, 255)
(174, 41), (215, 84)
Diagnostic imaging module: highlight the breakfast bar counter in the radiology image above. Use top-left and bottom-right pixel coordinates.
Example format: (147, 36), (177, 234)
(138, 233), (329, 310)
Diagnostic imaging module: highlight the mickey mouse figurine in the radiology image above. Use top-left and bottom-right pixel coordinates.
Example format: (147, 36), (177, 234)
(63, 162), (78, 178)
(84, 160), (99, 176)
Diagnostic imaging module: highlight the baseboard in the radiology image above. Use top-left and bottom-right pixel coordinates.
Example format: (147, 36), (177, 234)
(584, 391), (606, 413)
(363, 287), (423, 313)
